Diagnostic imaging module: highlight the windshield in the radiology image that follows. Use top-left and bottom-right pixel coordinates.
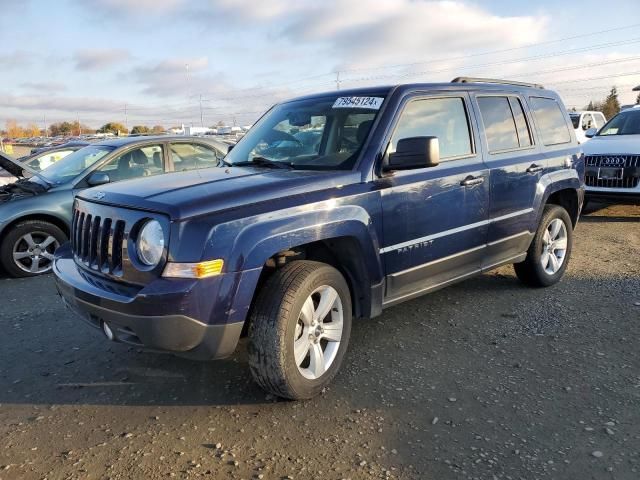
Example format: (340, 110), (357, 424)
(569, 113), (580, 129)
(597, 109), (640, 136)
(225, 93), (386, 170)
(39, 145), (115, 184)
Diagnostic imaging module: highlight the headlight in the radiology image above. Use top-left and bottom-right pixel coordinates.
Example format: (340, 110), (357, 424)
(137, 220), (164, 266)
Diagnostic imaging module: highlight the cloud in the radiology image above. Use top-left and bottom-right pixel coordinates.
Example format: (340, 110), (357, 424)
(0, 50), (36, 69)
(0, 94), (122, 113)
(81, 0), (185, 15)
(131, 56), (217, 96)
(21, 82), (68, 93)
(74, 48), (131, 71)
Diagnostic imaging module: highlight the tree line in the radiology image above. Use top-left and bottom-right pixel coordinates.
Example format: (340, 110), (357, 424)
(2, 120), (166, 138)
(582, 87), (640, 119)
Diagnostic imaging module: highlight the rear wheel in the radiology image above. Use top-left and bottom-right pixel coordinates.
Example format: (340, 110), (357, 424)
(0, 220), (67, 277)
(514, 204), (573, 287)
(248, 261), (352, 400)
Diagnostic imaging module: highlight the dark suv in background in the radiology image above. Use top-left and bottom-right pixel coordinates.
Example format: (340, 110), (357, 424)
(55, 78), (584, 399)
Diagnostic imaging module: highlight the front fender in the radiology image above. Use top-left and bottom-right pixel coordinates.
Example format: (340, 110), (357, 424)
(227, 203), (383, 282)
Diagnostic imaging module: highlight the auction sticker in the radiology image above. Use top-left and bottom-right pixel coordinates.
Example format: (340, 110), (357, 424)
(333, 97), (384, 110)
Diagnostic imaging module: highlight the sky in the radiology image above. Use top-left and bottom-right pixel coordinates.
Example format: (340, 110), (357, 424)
(2, 0), (640, 130)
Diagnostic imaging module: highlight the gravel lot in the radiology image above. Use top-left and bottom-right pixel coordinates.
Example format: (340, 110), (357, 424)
(0, 201), (638, 480)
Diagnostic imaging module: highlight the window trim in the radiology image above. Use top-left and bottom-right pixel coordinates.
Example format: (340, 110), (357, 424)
(475, 94), (536, 155)
(384, 94), (477, 165)
(528, 96), (572, 146)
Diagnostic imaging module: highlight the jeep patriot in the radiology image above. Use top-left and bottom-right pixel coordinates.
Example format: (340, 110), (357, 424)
(54, 78), (585, 399)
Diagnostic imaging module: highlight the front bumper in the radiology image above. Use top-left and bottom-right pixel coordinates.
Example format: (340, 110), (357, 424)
(585, 187), (640, 204)
(53, 244), (258, 360)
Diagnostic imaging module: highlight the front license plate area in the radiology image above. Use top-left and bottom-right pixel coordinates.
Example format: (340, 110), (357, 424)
(598, 168), (623, 180)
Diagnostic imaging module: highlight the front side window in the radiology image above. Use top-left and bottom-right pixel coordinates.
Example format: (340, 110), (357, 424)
(390, 97), (472, 160)
(225, 93), (386, 170)
(97, 145), (164, 182)
(477, 96), (520, 152)
(171, 143), (222, 171)
(529, 97), (572, 145)
(598, 110), (640, 136)
(39, 145), (114, 184)
(594, 113), (606, 127)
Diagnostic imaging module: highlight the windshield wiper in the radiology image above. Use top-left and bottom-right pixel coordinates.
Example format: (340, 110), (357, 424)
(234, 157), (293, 170)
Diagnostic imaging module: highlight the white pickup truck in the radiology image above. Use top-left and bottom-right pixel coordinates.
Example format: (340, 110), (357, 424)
(569, 110), (607, 143)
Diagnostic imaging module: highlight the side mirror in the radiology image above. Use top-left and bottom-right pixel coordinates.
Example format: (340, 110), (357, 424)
(584, 127), (597, 138)
(87, 171), (110, 186)
(385, 136), (440, 171)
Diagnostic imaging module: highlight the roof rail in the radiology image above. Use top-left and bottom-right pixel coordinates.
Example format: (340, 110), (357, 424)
(451, 77), (544, 89)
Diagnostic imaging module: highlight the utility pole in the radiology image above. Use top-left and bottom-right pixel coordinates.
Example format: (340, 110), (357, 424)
(77, 112), (81, 136)
(336, 71), (341, 91)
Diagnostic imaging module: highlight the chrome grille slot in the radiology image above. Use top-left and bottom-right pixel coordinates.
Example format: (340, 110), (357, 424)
(71, 209), (126, 277)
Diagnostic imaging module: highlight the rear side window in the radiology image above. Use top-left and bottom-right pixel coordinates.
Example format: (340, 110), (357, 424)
(477, 96), (520, 152)
(391, 97), (472, 160)
(529, 97), (572, 145)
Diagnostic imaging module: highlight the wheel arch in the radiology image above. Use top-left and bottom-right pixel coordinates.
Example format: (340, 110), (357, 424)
(0, 213), (70, 244)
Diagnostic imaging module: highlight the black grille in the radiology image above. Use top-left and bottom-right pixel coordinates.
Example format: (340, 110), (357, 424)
(71, 209), (125, 275)
(584, 154), (640, 189)
(585, 155), (639, 168)
(585, 175), (640, 189)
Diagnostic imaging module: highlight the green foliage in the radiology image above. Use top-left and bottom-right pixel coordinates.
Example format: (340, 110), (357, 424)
(99, 122), (127, 134)
(636, 92), (640, 105)
(130, 125), (150, 134)
(151, 125), (165, 134)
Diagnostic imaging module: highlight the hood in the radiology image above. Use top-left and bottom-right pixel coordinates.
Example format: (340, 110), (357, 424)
(77, 166), (361, 220)
(0, 151), (28, 178)
(582, 134), (640, 155)
(0, 151), (51, 184)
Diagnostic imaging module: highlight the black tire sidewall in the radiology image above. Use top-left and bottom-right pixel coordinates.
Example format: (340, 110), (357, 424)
(529, 206), (573, 287)
(0, 221), (67, 277)
(282, 266), (352, 399)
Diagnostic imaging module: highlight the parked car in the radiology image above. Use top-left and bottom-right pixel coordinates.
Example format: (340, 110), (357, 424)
(582, 105), (640, 204)
(569, 110), (606, 143)
(0, 136), (228, 277)
(54, 78), (584, 399)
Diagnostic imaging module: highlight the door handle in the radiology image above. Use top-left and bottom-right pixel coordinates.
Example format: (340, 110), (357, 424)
(460, 175), (484, 187)
(526, 164), (544, 174)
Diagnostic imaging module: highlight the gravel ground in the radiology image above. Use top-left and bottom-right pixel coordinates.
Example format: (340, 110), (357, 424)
(0, 201), (638, 480)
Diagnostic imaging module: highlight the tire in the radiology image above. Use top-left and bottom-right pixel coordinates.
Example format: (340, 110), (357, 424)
(248, 260), (352, 400)
(514, 204), (573, 287)
(0, 220), (67, 278)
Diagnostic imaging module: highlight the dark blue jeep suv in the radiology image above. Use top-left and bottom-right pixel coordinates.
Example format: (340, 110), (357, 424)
(54, 78), (585, 399)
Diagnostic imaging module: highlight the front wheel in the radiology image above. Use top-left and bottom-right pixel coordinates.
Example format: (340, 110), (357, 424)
(0, 220), (67, 277)
(514, 204), (573, 287)
(248, 261), (352, 400)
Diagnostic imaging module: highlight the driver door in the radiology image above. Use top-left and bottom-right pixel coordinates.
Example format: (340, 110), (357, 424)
(380, 94), (489, 304)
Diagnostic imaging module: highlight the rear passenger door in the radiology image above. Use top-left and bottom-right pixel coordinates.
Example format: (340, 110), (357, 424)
(380, 93), (490, 304)
(473, 94), (541, 268)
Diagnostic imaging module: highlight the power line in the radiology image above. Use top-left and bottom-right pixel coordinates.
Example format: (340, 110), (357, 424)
(337, 22), (640, 74)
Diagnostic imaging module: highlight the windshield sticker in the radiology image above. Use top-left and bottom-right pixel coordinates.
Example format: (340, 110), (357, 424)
(333, 97), (384, 110)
